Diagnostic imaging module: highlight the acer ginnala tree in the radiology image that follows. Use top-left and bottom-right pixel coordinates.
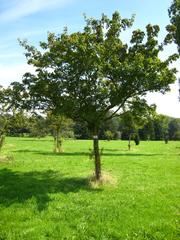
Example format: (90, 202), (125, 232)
(17, 12), (178, 180)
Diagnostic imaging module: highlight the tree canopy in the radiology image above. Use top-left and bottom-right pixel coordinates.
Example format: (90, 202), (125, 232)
(19, 12), (177, 126)
(15, 11), (178, 180)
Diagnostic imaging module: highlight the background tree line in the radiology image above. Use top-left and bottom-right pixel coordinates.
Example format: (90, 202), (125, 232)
(1, 110), (179, 141)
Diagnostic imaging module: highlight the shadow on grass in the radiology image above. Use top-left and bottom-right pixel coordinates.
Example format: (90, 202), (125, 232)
(0, 169), (99, 211)
(14, 149), (163, 157)
(17, 138), (53, 142)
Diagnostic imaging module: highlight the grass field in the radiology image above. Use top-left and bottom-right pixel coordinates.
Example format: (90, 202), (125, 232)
(0, 137), (179, 240)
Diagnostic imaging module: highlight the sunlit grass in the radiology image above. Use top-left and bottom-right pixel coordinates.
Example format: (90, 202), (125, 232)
(0, 137), (179, 239)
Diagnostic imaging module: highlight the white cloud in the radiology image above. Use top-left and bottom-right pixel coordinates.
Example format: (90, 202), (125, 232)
(0, 53), (22, 59)
(146, 81), (180, 118)
(0, 0), (74, 22)
(0, 63), (35, 87)
(146, 58), (180, 118)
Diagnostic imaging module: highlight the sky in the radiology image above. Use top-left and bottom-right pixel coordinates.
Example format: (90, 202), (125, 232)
(0, 0), (179, 118)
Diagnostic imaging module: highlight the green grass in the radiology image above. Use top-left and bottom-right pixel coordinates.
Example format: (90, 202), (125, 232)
(0, 137), (179, 240)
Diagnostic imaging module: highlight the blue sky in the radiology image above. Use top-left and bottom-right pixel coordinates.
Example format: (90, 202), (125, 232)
(0, 0), (179, 117)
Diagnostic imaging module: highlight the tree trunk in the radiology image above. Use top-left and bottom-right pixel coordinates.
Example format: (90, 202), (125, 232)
(92, 127), (101, 180)
(128, 134), (131, 150)
(0, 134), (5, 152)
(54, 129), (63, 153)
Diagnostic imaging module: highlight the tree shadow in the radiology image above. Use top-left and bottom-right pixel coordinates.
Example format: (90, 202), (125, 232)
(102, 148), (120, 152)
(14, 149), (162, 157)
(14, 149), (88, 156)
(17, 138), (53, 142)
(0, 169), (99, 211)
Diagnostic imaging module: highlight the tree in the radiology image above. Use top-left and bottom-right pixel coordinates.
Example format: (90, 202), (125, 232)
(73, 121), (90, 139)
(104, 130), (114, 141)
(167, 0), (180, 53)
(120, 111), (136, 150)
(0, 86), (10, 152)
(139, 119), (155, 140)
(99, 113), (119, 139)
(8, 110), (29, 137)
(120, 99), (156, 150)
(134, 133), (140, 145)
(0, 86), (32, 152)
(17, 12), (178, 180)
(47, 113), (73, 153)
(153, 115), (170, 140)
(168, 118), (180, 139)
(28, 114), (48, 138)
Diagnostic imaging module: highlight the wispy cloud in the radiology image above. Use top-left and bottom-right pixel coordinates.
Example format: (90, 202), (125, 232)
(146, 80), (180, 118)
(0, 63), (35, 87)
(0, 0), (74, 22)
(0, 53), (21, 59)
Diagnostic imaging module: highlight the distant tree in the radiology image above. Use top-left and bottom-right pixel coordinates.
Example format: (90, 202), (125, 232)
(28, 115), (48, 138)
(120, 99), (156, 150)
(120, 111), (135, 150)
(139, 119), (155, 140)
(173, 130), (180, 140)
(0, 82), (30, 150)
(99, 114), (119, 139)
(104, 130), (114, 141)
(73, 121), (90, 139)
(47, 113), (73, 153)
(74, 116), (120, 140)
(8, 111), (29, 137)
(168, 118), (180, 139)
(153, 115), (169, 140)
(17, 12), (178, 180)
(134, 133), (140, 145)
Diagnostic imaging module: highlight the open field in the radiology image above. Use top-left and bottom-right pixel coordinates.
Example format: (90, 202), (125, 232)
(0, 137), (179, 240)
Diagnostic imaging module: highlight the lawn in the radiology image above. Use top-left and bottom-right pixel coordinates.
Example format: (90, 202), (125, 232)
(0, 137), (179, 240)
